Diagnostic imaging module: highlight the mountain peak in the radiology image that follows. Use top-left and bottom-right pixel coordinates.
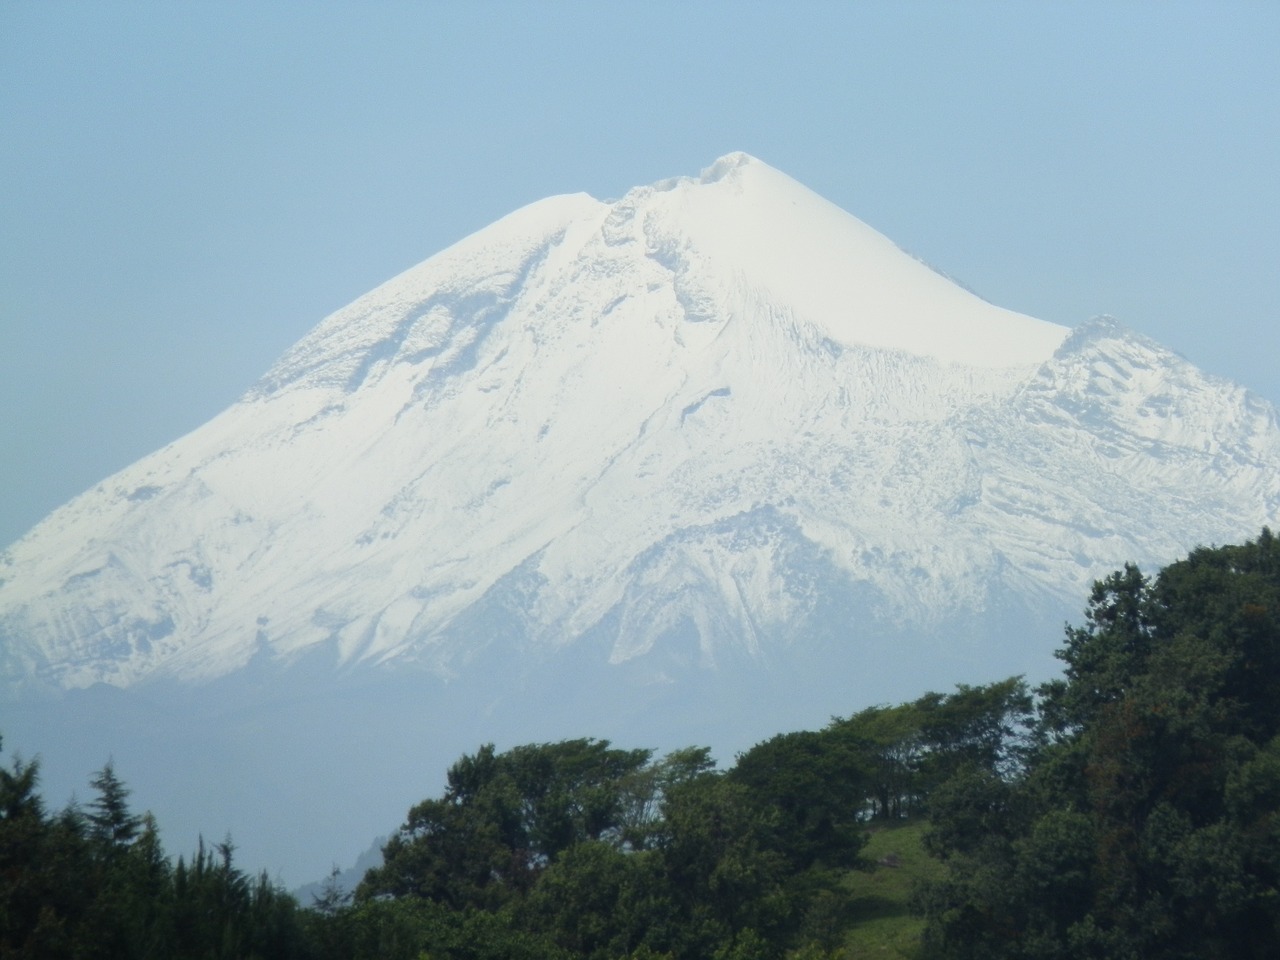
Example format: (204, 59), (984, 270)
(604, 154), (1069, 368)
(699, 150), (757, 183)
(1, 156), (1275, 698)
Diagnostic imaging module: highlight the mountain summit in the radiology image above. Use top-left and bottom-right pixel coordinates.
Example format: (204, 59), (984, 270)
(3, 154), (1278, 695)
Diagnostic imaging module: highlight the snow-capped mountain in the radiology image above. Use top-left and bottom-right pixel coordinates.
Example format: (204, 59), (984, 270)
(3, 153), (1279, 695)
(6, 152), (1280, 884)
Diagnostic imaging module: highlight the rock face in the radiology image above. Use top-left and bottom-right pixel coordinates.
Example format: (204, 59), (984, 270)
(3, 154), (1279, 883)
(2, 153), (1279, 695)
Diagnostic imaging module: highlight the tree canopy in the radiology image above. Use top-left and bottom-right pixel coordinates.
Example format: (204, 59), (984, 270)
(919, 530), (1280, 959)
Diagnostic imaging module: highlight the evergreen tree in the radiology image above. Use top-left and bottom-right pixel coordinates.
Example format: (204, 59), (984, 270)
(0, 740), (307, 960)
(87, 760), (141, 850)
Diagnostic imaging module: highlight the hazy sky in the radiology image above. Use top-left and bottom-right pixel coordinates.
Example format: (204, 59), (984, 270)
(3, 1), (1278, 548)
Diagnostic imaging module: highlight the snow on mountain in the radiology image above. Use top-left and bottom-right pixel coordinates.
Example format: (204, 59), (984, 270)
(2, 153), (1278, 696)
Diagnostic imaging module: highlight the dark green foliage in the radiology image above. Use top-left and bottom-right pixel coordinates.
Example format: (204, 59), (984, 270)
(0, 744), (306, 960)
(0, 747), (80, 959)
(920, 530), (1280, 959)
(352, 682), (1028, 959)
(657, 775), (792, 952)
(301, 887), (595, 960)
(614, 746), (717, 851)
(359, 738), (652, 908)
(730, 729), (867, 870)
(87, 760), (141, 849)
(517, 841), (670, 959)
(10, 534), (1279, 959)
(826, 678), (1033, 822)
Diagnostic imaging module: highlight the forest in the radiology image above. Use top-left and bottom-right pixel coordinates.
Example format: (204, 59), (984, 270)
(4, 531), (1279, 959)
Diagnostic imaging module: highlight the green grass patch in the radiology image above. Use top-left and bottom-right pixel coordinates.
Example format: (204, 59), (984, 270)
(834, 819), (943, 959)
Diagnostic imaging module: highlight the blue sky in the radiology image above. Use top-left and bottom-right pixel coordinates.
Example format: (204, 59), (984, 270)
(3, 1), (1278, 548)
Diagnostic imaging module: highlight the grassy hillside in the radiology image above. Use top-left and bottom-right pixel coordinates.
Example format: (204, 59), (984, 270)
(833, 819), (942, 959)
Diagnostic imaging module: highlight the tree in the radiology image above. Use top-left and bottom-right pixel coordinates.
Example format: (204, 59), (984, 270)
(518, 840), (670, 960)
(615, 747), (716, 851)
(920, 531), (1280, 959)
(360, 739), (653, 909)
(730, 729), (867, 870)
(655, 774), (791, 956)
(87, 760), (141, 850)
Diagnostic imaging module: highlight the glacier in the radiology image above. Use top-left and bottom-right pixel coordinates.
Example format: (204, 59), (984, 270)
(3, 153), (1279, 881)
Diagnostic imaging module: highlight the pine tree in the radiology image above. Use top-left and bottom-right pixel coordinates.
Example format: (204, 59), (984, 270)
(87, 760), (141, 850)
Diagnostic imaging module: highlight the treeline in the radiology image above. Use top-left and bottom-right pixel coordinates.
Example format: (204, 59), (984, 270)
(3, 681), (1023, 959)
(340, 675), (1030, 960)
(0, 758), (302, 959)
(4, 532), (1280, 958)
